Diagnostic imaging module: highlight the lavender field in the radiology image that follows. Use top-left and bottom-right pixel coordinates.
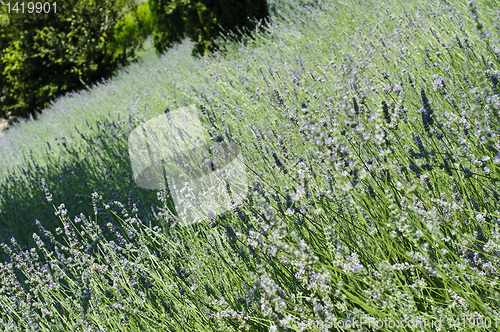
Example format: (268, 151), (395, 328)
(1, 0), (500, 330)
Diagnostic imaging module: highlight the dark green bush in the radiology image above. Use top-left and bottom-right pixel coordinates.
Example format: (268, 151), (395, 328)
(0, 7), (15, 116)
(0, 0), (151, 120)
(114, 1), (154, 54)
(149, 0), (269, 56)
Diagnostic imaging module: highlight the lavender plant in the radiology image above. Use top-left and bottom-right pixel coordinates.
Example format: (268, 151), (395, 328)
(1, 0), (500, 330)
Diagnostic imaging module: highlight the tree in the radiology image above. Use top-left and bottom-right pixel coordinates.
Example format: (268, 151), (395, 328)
(149, 0), (269, 56)
(0, 0), (150, 120)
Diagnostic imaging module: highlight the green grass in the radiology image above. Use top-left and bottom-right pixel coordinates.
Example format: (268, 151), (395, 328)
(1, 0), (500, 330)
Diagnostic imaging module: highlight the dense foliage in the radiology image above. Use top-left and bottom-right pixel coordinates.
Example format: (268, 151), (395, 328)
(0, 0), (151, 120)
(1, 0), (500, 330)
(149, 0), (269, 55)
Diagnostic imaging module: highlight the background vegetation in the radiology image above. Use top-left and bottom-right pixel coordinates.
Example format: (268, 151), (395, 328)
(0, 0), (269, 121)
(0, 0), (153, 121)
(1, 0), (500, 330)
(149, 0), (269, 55)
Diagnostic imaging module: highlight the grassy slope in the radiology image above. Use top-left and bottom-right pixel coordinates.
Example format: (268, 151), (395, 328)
(1, 0), (500, 330)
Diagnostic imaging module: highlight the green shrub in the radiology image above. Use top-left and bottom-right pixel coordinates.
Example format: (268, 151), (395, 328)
(0, 9), (15, 116)
(114, 1), (154, 54)
(149, 0), (269, 56)
(149, 0), (187, 53)
(0, 0), (150, 120)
